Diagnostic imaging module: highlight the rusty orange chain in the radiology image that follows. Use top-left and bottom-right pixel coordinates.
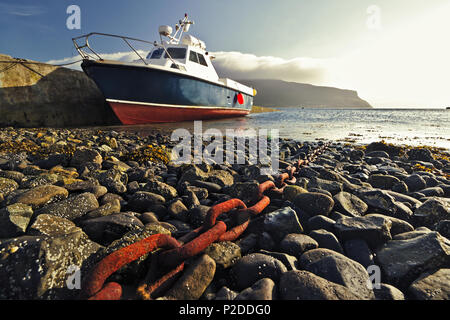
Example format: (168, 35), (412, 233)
(81, 142), (330, 300)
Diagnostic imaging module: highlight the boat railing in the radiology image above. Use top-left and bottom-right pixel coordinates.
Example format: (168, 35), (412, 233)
(72, 32), (180, 67)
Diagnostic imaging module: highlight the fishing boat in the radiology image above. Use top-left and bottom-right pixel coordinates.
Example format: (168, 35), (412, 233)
(72, 14), (255, 124)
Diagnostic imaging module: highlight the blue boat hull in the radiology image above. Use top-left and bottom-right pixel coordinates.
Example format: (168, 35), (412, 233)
(81, 60), (253, 124)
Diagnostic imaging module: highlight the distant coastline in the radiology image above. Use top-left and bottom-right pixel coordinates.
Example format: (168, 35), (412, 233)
(240, 79), (373, 109)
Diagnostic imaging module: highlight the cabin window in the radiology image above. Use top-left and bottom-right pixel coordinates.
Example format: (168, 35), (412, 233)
(148, 48), (164, 59)
(164, 48), (187, 59)
(189, 50), (208, 67)
(189, 51), (199, 63)
(197, 54), (208, 66)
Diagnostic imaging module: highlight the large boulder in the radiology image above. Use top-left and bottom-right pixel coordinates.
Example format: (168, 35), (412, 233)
(407, 269), (450, 300)
(0, 232), (101, 299)
(263, 207), (303, 242)
(230, 253), (287, 290)
(279, 233), (318, 258)
(333, 192), (368, 217)
(334, 215), (392, 248)
(235, 278), (276, 300)
(293, 193), (335, 217)
(79, 213), (144, 246)
(299, 248), (375, 300)
(164, 254), (216, 300)
(15, 185), (68, 209)
(279, 270), (360, 300)
(376, 232), (450, 288)
(36, 192), (99, 221)
(357, 190), (413, 221)
(0, 203), (34, 238)
(413, 198), (450, 228)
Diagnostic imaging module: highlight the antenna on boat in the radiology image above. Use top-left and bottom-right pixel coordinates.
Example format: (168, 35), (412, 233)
(158, 14), (194, 45)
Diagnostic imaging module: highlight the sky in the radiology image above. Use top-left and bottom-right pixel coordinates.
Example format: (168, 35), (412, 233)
(1, 0), (449, 108)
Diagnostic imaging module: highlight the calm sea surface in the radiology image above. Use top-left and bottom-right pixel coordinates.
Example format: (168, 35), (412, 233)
(109, 108), (450, 151)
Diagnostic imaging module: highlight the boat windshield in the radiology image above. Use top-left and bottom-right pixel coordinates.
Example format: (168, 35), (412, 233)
(147, 48), (164, 59)
(164, 48), (187, 59)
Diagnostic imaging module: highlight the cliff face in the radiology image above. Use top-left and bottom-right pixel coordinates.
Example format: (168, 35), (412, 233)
(239, 79), (372, 109)
(0, 54), (119, 128)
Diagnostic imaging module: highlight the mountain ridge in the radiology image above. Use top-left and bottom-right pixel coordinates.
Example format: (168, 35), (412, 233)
(238, 79), (372, 109)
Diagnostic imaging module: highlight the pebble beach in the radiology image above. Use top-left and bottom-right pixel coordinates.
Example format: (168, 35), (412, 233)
(0, 126), (449, 300)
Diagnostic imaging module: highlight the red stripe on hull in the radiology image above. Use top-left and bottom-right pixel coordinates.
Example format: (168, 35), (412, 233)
(109, 102), (250, 124)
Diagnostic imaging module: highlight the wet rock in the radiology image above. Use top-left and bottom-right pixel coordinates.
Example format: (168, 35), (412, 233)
(236, 233), (259, 255)
(35, 192), (99, 221)
(374, 284), (405, 300)
(144, 179), (178, 200)
(419, 187), (444, 197)
(84, 185), (106, 199)
(413, 198), (450, 228)
(334, 215), (392, 248)
(263, 207), (303, 242)
(299, 248), (375, 300)
(435, 220), (450, 239)
(258, 250), (298, 271)
(191, 180), (222, 193)
(279, 233), (318, 258)
(165, 254), (216, 300)
(0, 177), (19, 197)
(235, 278), (276, 300)
(366, 151), (390, 158)
(84, 199), (121, 219)
(307, 215), (336, 232)
(205, 241), (241, 270)
(178, 165), (210, 185)
(79, 213), (144, 246)
(364, 213), (414, 236)
(357, 189), (413, 221)
(215, 286), (238, 300)
(188, 205), (210, 228)
(127, 191), (165, 212)
(384, 190), (422, 209)
(167, 199), (189, 222)
(230, 253), (287, 290)
(0, 232), (101, 299)
(368, 174), (400, 190)
(308, 177), (343, 195)
(393, 228), (432, 240)
(70, 147), (102, 168)
(376, 232), (450, 288)
(184, 185), (208, 200)
(392, 181), (409, 194)
(283, 185), (308, 202)
(309, 229), (344, 254)
(20, 174), (60, 189)
(0, 170), (25, 184)
(0, 203), (34, 238)
(207, 170), (234, 187)
(294, 192), (335, 217)
(140, 212), (159, 224)
(408, 148), (434, 162)
(333, 192), (368, 217)
(297, 167), (320, 179)
(408, 269), (450, 300)
(279, 270), (360, 300)
(343, 239), (374, 268)
(97, 169), (128, 194)
(27, 214), (79, 237)
(404, 174), (427, 192)
(258, 232), (276, 251)
(100, 192), (124, 206)
(228, 181), (260, 204)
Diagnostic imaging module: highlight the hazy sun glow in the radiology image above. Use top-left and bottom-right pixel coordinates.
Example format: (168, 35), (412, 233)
(330, 2), (450, 108)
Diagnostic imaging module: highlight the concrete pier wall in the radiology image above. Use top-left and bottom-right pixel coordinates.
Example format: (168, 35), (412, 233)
(0, 54), (120, 128)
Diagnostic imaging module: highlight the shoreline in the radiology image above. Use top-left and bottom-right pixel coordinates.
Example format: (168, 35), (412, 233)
(0, 126), (449, 300)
